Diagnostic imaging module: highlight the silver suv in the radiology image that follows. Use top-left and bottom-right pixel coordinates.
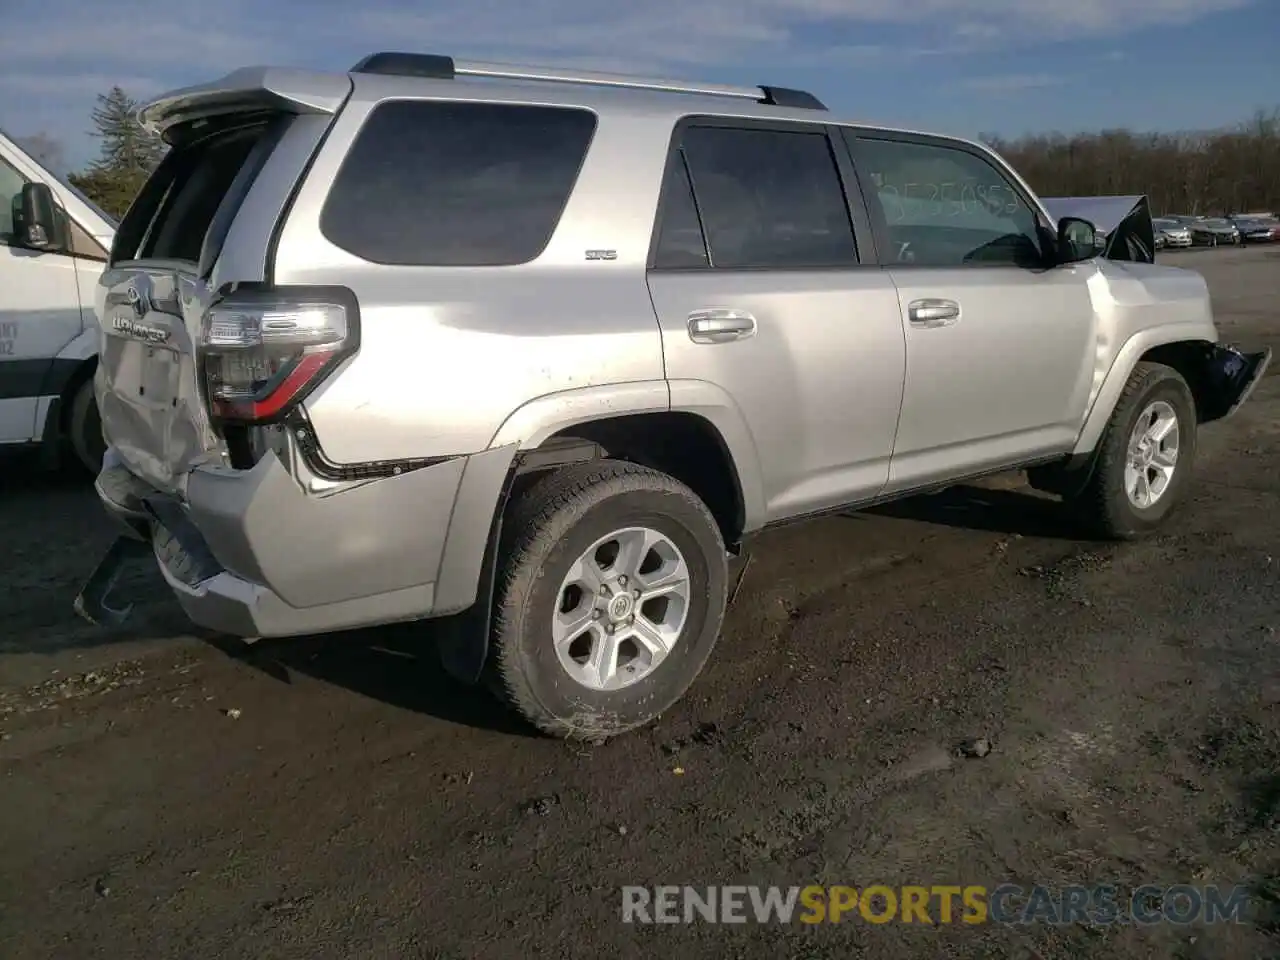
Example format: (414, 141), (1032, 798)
(75, 53), (1270, 740)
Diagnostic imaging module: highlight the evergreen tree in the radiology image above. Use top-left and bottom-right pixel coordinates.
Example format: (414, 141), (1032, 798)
(67, 87), (165, 219)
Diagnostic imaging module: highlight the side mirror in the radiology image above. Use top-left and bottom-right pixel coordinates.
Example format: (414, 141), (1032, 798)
(1057, 216), (1098, 263)
(17, 182), (64, 252)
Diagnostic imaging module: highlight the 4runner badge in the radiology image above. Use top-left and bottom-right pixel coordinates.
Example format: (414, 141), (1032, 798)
(111, 315), (170, 344)
(112, 276), (169, 343)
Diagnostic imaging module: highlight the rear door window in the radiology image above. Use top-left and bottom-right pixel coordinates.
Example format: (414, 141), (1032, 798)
(320, 101), (598, 267)
(658, 124), (859, 270)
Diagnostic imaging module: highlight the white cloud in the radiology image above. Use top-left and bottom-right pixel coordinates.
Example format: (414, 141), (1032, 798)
(0, 0), (1259, 164)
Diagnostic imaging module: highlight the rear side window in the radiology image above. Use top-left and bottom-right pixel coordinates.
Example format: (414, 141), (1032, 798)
(652, 154), (710, 269)
(320, 101), (597, 267)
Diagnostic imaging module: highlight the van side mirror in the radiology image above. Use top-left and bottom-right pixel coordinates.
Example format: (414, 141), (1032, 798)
(18, 182), (65, 252)
(1057, 216), (1098, 264)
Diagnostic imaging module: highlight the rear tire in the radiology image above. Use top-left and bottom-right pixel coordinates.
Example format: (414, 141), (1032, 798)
(69, 378), (106, 475)
(1071, 362), (1197, 540)
(487, 459), (728, 741)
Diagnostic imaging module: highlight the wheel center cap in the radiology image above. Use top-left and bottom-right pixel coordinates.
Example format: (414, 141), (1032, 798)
(607, 592), (634, 622)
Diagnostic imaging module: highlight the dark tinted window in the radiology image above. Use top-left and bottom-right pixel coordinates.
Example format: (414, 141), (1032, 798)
(678, 125), (857, 269)
(321, 101), (597, 267)
(653, 153), (709, 268)
(137, 121), (275, 264)
(852, 135), (1045, 268)
(0, 156), (28, 246)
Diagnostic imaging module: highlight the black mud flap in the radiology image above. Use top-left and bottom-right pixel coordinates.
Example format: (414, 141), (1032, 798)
(1202, 345), (1272, 422)
(434, 468), (519, 686)
(73, 536), (150, 627)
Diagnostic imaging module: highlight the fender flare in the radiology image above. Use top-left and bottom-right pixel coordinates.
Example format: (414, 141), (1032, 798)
(437, 379), (767, 687)
(488, 378), (767, 533)
(489, 380), (671, 450)
(1071, 323), (1216, 457)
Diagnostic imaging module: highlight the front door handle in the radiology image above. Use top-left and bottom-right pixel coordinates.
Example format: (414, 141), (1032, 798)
(688, 308), (757, 344)
(907, 299), (961, 328)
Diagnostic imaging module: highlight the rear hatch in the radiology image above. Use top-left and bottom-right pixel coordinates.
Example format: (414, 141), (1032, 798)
(96, 70), (349, 495)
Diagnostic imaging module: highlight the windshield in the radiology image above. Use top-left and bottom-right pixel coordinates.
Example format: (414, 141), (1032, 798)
(0, 127), (119, 230)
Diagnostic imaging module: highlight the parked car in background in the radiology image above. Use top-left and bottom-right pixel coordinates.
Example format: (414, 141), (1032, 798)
(1188, 218), (1240, 246)
(1152, 217), (1193, 248)
(1229, 216), (1280, 244)
(1, 130), (115, 472)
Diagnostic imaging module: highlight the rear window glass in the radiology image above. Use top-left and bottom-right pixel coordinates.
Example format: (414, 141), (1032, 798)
(115, 116), (282, 267)
(319, 101), (597, 267)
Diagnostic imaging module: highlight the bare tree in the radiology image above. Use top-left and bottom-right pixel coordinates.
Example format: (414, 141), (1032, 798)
(982, 107), (1280, 215)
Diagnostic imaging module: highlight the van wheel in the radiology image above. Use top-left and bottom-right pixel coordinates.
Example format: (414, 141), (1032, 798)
(1072, 362), (1197, 540)
(69, 379), (106, 475)
(487, 459), (728, 741)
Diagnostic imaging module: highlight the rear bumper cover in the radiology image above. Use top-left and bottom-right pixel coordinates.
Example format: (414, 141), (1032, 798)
(85, 444), (516, 638)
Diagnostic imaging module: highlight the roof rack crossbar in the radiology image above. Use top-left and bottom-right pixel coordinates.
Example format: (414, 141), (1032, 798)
(349, 52), (828, 110)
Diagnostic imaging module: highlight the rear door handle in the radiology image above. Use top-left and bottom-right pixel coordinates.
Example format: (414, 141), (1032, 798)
(687, 308), (757, 344)
(907, 299), (961, 328)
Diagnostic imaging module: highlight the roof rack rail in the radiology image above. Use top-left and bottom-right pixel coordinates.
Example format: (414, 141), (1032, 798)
(349, 52), (828, 110)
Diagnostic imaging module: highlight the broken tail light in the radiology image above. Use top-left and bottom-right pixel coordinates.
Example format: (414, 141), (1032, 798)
(200, 288), (358, 424)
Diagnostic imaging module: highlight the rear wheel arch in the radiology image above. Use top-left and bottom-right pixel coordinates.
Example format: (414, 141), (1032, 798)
(435, 410), (750, 688)
(537, 411), (748, 548)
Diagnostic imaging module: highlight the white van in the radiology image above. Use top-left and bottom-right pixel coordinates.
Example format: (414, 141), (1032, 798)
(1, 130), (116, 471)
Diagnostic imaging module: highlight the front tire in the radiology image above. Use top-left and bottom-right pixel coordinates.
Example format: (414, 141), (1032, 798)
(1073, 362), (1197, 540)
(69, 378), (106, 475)
(488, 459), (728, 741)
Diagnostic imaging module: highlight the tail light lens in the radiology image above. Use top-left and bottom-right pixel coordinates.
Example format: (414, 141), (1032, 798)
(201, 292), (356, 424)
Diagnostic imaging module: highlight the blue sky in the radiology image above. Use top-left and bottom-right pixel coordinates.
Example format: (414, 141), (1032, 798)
(2, 0), (1276, 172)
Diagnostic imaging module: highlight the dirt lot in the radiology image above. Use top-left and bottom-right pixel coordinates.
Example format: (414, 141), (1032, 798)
(1, 246), (1278, 959)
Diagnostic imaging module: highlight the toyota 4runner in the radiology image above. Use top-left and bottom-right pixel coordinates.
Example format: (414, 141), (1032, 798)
(75, 52), (1271, 740)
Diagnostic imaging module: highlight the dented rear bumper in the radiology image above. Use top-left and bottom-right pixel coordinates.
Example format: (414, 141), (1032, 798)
(76, 444), (516, 638)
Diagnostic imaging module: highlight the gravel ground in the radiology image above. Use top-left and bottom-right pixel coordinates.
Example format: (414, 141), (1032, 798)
(1, 246), (1278, 959)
